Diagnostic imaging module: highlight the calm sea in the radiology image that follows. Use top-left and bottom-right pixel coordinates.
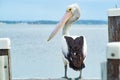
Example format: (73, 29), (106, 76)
(0, 24), (108, 79)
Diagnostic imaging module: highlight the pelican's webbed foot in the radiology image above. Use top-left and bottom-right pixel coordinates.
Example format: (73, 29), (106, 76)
(62, 76), (72, 80)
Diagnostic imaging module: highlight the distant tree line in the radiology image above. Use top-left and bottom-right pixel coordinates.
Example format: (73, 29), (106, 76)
(0, 20), (107, 25)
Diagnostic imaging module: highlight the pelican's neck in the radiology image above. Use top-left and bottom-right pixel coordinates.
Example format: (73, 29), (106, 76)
(62, 24), (71, 36)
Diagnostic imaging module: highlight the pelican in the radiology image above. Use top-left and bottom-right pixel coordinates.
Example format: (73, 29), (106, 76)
(47, 4), (87, 79)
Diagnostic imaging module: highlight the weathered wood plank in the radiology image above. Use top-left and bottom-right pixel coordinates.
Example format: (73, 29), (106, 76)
(107, 59), (120, 80)
(108, 16), (120, 42)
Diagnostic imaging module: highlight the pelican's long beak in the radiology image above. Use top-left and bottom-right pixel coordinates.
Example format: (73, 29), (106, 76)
(47, 12), (72, 41)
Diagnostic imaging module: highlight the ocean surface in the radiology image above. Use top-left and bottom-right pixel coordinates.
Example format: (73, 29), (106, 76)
(0, 24), (108, 79)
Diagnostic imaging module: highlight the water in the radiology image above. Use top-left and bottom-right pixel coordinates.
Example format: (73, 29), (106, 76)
(0, 24), (108, 79)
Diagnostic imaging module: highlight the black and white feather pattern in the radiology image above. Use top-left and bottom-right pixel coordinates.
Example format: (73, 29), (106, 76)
(62, 35), (87, 70)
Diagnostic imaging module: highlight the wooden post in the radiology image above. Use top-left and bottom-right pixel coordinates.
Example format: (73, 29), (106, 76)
(108, 8), (120, 42)
(107, 8), (120, 80)
(0, 38), (12, 80)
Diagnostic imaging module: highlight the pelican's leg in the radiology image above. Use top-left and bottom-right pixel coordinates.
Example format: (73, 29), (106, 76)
(62, 54), (68, 79)
(63, 64), (68, 79)
(79, 70), (82, 79)
(62, 55), (72, 79)
(63, 64), (72, 80)
(75, 70), (82, 80)
(62, 60), (70, 79)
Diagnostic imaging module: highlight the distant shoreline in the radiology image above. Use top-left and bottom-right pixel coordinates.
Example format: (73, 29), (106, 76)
(0, 20), (107, 25)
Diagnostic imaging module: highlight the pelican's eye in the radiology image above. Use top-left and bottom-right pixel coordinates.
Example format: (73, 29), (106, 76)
(68, 8), (72, 11)
(67, 8), (72, 12)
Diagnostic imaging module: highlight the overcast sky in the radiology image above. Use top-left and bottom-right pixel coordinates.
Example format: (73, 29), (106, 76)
(0, 0), (119, 20)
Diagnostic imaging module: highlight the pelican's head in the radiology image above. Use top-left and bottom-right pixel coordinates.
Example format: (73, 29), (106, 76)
(47, 4), (80, 41)
(66, 4), (80, 24)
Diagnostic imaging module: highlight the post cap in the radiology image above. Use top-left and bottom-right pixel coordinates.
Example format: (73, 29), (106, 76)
(107, 42), (120, 59)
(0, 38), (11, 49)
(108, 8), (120, 16)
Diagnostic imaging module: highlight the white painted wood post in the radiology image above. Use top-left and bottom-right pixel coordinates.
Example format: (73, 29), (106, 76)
(0, 38), (11, 80)
(107, 8), (120, 80)
(107, 42), (120, 80)
(107, 42), (120, 59)
(101, 8), (120, 80)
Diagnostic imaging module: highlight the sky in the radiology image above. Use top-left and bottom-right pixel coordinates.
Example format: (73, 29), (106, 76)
(0, 0), (120, 21)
